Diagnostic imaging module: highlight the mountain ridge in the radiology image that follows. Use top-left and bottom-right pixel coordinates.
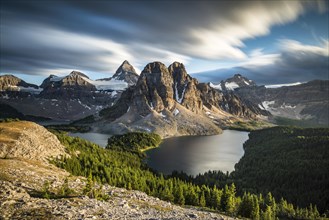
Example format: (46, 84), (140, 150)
(1, 61), (328, 132)
(94, 61), (266, 137)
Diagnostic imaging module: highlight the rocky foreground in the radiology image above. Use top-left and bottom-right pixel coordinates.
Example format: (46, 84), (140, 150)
(0, 180), (234, 220)
(0, 121), (234, 219)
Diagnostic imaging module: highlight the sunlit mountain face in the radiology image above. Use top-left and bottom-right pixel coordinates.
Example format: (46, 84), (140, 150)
(0, 1), (328, 85)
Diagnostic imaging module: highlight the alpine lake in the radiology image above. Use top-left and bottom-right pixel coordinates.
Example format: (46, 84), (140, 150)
(68, 130), (249, 176)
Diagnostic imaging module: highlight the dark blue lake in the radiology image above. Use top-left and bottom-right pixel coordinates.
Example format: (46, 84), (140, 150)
(145, 130), (249, 176)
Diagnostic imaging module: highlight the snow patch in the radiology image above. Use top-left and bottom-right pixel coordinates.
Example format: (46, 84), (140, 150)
(84, 77), (128, 91)
(77, 99), (91, 110)
(149, 102), (154, 110)
(3, 85), (43, 94)
(209, 82), (222, 90)
(127, 107), (130, 113)
(258, 104), (265, 110)
(265, 82), (302, 88)
(173, 108), (180, 116)
(1, 94), (9, 99)
(262, 101), (275, 110)
(49, 76), (65, 82)
(243, 80), (250, 86)
(175, 82), (187, 104)
(225, 82), (239, 90)
(159, 112), (166, 118)
(280, 103), (296, 109)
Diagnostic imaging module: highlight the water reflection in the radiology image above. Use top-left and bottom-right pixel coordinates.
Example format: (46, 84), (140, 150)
(146, 130), (249, 176)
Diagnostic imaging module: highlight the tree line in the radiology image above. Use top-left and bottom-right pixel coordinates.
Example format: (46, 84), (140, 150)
(51, 129), (326, 219)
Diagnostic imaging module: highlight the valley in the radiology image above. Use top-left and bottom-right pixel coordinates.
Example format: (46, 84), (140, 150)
(1, 120), (327, 219)
(1, 60), (328, 220)
(1, 1), (328, 219)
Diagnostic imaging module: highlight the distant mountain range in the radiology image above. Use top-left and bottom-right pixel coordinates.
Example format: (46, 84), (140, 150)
(1, 60), (328, 136)
(0, 60), (138, 120)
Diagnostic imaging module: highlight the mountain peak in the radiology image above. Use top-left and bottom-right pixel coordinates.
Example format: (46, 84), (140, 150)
(110, 60), (139, 85)
(217, 74), (256, 91)
(233, 73), (242, 78)
(142, 61), (168, 74)
(0, 74), (39, 91)
(122, 60), (130, 65)
(69, 71), (89, 79)
(115, 60), (137, 74)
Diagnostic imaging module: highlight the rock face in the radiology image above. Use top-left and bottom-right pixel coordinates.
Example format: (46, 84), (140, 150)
(97, 62), (265, 137)
(0, 75), (41, 94)
(0, 121), (68, 162)
(235, 80), (329, 125)
(198, 83), (266, 118)
(169, 62), (202, 113)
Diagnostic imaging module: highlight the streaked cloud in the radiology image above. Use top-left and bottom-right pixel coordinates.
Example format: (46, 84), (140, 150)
(193, 39), (329, 84)
(0, 0), (327, 83)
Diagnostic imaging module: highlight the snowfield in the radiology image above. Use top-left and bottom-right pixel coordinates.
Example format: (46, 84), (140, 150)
(265, 82), (302, 88)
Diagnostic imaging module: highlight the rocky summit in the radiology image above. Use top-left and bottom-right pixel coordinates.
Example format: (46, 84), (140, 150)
(210, 74), (256, 91)
(0, 121), (234, 220)
(0, 75), (41, 94)
(96, 62), (265, 137)
(111, 60), (139, 86)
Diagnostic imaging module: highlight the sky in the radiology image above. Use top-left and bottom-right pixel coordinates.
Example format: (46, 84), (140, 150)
(0, 0), (328, 85)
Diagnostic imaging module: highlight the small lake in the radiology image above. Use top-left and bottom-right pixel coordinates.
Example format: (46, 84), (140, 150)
(146, 130), (249, 176)
(68, 132), (111, 147)
(67, 130), (249, 176)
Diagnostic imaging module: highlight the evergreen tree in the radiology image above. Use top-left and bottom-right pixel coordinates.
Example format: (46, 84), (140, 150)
(199, 191), (206, 207)
(174, 185), (185, 205)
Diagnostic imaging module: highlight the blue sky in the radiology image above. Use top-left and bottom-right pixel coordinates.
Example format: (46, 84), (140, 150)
(0, 0), (328, 85)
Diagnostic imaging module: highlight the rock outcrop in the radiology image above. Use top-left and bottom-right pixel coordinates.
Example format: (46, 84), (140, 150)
(0, 121), (68, 162)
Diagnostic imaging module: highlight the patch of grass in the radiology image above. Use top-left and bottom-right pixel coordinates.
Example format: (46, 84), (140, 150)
(227, 120), (274, 131)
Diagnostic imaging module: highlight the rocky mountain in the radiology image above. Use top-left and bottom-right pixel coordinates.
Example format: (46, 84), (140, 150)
(40, 71), (95, 90)
(235, 80), (329, 125)
(0, 75), (42, 94)
(0, 62), (140, 121)
(210, 74), (256, 91)
(95, 62), (265, 137)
